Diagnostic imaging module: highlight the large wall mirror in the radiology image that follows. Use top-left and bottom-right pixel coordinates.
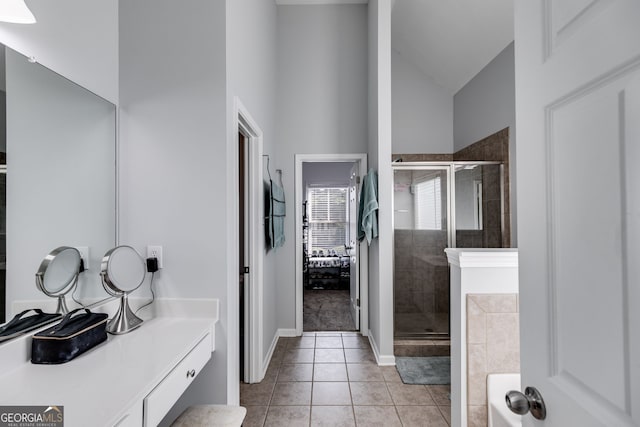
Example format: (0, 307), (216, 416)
(0, 44), (117, 323)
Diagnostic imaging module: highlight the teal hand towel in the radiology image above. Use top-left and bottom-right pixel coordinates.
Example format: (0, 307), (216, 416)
(357, 169), (379, 245)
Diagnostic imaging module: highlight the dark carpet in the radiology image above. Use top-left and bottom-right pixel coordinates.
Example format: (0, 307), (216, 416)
(304, 289), (356, 331)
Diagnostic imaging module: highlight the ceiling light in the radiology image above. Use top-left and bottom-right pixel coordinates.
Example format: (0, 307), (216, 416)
(0, 0), (36, 24)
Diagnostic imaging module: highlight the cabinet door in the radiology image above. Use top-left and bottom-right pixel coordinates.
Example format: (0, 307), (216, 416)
(144, 335), (211, 426)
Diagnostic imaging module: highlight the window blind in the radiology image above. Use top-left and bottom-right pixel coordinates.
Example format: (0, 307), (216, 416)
(307, 187), (348, 253)
(414, 176), (442, 230)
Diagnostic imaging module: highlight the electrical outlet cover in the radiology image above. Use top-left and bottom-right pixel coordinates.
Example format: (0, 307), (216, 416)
(146, 245), (163, 269)
(75, 246), (89, 269)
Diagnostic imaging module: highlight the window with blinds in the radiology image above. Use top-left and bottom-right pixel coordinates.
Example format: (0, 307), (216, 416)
(307, 187), (348, 254)
(414, 176), (442, 230)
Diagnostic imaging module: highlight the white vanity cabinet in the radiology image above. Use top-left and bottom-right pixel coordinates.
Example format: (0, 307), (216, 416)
(0, 316), (217, 427)
(143, 332), (211, 426)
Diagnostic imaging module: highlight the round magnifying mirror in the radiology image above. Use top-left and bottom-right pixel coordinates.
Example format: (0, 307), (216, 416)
(35, 246), (82, 314)
(100, 246), (146, 334)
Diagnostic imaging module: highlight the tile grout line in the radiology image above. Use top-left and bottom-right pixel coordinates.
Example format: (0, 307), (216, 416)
(308, 335), (315, 426)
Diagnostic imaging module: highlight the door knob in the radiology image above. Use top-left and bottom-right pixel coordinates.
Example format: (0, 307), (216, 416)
(506, 386), (547, 420)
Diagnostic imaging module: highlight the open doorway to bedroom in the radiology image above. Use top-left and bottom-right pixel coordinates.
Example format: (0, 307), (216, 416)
(303, 161), (356, 331)
(295, 154), (368, 336)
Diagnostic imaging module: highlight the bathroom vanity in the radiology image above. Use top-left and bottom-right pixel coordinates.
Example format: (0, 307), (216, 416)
(0, 299), (218, 427)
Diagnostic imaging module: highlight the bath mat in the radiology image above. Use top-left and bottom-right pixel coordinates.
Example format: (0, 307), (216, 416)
(395, 356), (450, 385)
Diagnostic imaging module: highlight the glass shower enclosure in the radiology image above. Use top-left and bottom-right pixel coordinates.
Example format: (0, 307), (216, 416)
(392, 162), (507, 339)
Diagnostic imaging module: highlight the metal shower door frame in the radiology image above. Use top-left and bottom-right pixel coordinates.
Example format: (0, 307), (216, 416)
(391, 161), (505, 340)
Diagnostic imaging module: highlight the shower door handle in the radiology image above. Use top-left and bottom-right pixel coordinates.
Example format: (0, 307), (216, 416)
(505, 387), (546, 420)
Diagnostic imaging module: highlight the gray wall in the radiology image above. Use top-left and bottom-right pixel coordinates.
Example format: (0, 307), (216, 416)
(368, 0), (394, 360)
(303, 162), (354, 190)
(118, 0), (229, 418)
(368, 0), (381, 351)
(0, 0), (119, 103)
(392, 49), (453, 154)
(453, 42), (515, 152)
(225, 0), (279, 397)
(275, 4), (368, 331)
(121, 0), (279, 416)
(454, 42), (516, 245)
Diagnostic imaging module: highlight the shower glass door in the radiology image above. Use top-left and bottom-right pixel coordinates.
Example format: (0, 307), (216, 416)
(393, 161), (507, 340)
(393, 167), (451, 338)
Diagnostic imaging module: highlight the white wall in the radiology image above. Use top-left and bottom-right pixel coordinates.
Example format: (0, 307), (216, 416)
(392, 49), (453, 154)
(368, 0), (394, 363)
(453, 42), (516, 245)
(0, 0), (118, 103)
(118, 0), (228, 419)
(275, 4), (368, 331)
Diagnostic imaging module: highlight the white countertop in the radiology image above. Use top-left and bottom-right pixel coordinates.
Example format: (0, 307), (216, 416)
(445, 248), (518, 268)
(0, 317), (215, 426)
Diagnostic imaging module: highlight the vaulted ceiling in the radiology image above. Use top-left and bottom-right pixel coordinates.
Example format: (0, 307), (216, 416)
(391, 0), (514, 94)
(275, 0), (514, 94)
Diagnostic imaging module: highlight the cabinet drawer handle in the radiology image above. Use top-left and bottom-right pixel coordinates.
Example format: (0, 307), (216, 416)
(186, 369), (196, 378)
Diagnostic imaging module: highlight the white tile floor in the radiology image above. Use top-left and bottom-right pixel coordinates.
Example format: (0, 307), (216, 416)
(240, 332), (451, 426)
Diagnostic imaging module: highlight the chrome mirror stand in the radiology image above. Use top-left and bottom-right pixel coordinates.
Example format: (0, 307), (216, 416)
(107, 293), (143, 335)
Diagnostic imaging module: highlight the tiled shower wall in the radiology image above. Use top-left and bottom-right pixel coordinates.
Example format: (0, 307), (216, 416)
(394, 229), (449, 336)
(466, 294), (520, 427)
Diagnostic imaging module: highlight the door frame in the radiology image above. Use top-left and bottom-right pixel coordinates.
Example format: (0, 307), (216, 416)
(233, 97), (264, 384)
(294, 153), (368, 336)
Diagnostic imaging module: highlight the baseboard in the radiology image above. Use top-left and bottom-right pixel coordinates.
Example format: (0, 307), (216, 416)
(261, 330), (280, 381)
(368, 329), (396, 366)
(259, 328), (299, 380)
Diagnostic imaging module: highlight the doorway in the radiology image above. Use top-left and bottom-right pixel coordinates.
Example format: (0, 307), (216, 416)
(295, 154), (368, 336)
(234, 98), (264, 386)
(303, 162), (356, 331)
(238, 131), (248, 382)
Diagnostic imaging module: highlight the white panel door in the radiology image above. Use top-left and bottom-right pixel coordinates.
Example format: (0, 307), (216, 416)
(516, 0), (640, 425)
(349, 163), (360, 330)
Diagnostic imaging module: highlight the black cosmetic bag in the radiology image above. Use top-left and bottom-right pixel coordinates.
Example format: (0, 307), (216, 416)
(31, 308), (108, 364)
